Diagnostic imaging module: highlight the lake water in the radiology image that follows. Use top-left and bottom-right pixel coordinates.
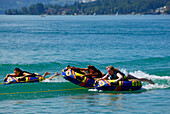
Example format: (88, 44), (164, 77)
(0, 15), (170, 113)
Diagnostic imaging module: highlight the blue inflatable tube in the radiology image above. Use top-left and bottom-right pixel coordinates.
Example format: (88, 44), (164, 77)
(3, 73), (45, 85)
(62, 68), (142, 91)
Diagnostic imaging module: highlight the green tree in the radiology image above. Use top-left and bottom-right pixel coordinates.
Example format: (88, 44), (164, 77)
(20, 7), (28, 15)
(28, 4), (36, 15)
(5, 9), (12, 15)
(12, 9), (19, 15)
(35, 3), (44, 15)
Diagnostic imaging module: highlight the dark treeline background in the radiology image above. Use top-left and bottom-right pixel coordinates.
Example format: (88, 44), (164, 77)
(5, 0), (170, 15)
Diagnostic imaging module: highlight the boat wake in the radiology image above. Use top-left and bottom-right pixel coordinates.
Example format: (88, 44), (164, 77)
(122, 69), (170, 90)
(42, 77), (68, 83)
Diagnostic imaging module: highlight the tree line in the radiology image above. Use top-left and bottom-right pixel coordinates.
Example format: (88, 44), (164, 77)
(5, 0), (170, 15)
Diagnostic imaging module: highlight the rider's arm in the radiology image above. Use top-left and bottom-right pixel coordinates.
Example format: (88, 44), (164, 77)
(3, 74), (15, 82)
(84, 72), (101, 77)
(69, 67), (88, 71)
(114, 73), (123, 83)
(23, 72), (32, 76)
(5, 74), (15, 77)
(22, 72), (36, 77)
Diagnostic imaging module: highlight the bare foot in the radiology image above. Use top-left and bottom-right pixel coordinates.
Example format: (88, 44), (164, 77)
(43, 72), (51, 78)
(45, 72), (51, 75)
(48, 72), (61, 80)
(54, 72), (61, 76)
(148, 79), (155, 85)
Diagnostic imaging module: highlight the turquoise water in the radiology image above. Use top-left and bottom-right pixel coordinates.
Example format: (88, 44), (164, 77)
(0, 15), (170, 113)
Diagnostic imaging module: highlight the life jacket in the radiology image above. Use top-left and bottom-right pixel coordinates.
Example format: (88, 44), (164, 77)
(18, 71), (36, 77)
(108, 70), (125, 80)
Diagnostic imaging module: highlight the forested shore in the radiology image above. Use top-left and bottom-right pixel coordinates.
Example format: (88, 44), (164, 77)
(5, 0), (170, 15)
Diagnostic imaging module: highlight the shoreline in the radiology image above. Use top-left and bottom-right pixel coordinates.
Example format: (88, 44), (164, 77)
(0, 14), (170, 16)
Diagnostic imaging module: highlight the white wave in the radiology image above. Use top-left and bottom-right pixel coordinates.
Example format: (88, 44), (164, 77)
(120, 69), (170, 90)
(88, 89), (98, 91)
(142, 83), (169, 90)
(120, 69), (170, 80)
(129, 70), (170, 80)
(129, 70), (170, 83)
(42, 77), (68, 83)
(88, 89), (104, 92)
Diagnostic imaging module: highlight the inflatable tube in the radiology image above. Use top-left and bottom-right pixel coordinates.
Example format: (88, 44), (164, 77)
(62, 68), (142, 91)
(3, 73), (45, 85)
(62, 68), (95, 88)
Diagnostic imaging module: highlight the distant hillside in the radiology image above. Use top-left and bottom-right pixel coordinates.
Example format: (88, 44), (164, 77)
(0, 0), (88, 14)
(4, 0), (170, 15)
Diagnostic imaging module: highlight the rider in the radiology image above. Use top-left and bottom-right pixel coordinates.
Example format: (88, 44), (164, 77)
(3, 68), (51, 82)
(67, 65), (103, 79)
(98, 66), (154, 84)
(99, 66), (125, 84)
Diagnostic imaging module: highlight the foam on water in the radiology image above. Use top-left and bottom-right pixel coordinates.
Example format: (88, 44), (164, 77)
(121, 69), (170, 90)
(142, 83), (169, 90)
(42, 77), (68, 83)
(88, 89), (98, 92)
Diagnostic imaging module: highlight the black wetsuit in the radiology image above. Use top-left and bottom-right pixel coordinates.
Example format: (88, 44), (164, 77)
(108, 70), (125, 80)
(18, 71), (36, 81)
(20, 71), (36, 77)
